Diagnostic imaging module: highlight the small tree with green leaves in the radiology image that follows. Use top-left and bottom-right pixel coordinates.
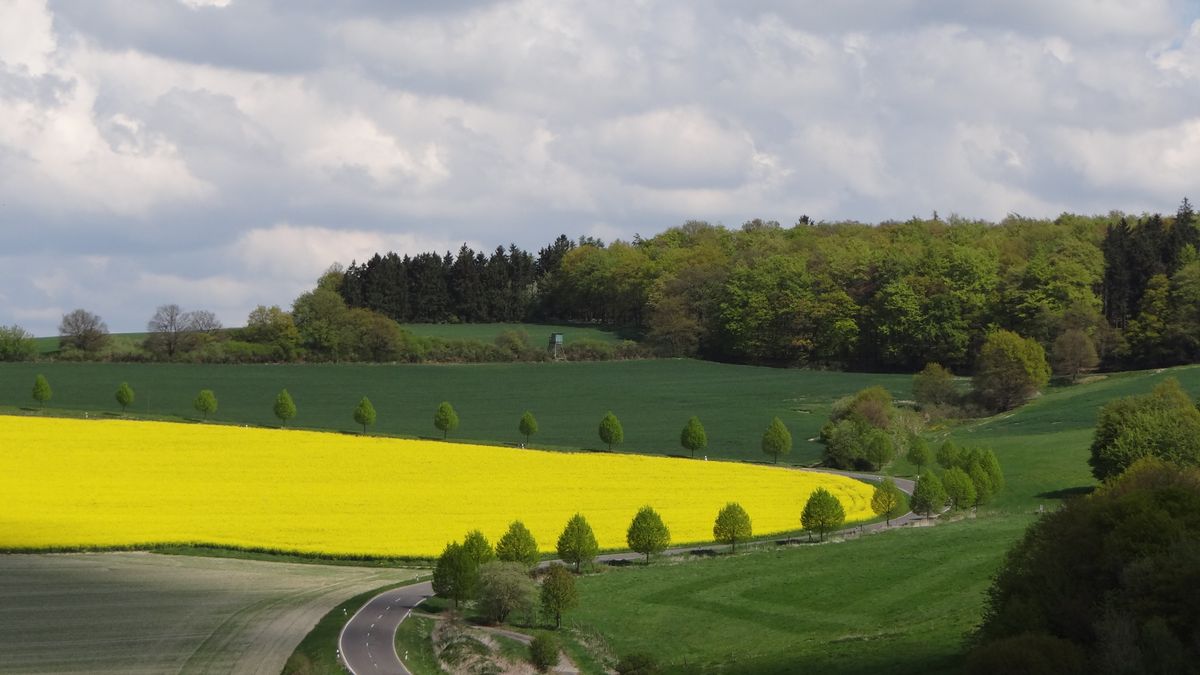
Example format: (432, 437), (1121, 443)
(530, 634), (559, 672)
(911, 472), (948, 517)
(942, 467), (977, 511)
(353, 396), (376, 433)
(626, 506), (670, 563)
(476, 561), (536, 625)
(193, 389), (218, 419)
(114, 382), (135, 413)
(496, 520), (540, 569)
(432, 541), (477, 608)
(906, 435), (932, 475)
(462, 529), (496, 566)
(936, 440), (961, 469)
(981, 448), (1005, 491)
(598, 411), (624, 451)
(968, 463), (994, 505)
(713, 502), (752, 553)
(434, 401), (459, 439)
(801, 487), (846, 541)
(519, 411), (538, 444)
(913, 362), (958, 408)
(870, 478), (905, 525)
(761, 417), (792, 464)
(680, 416), (707, 458)
(556, 513), (598, 573)
(863, 428), (895, 470)
(273, 389), (297, 427)
(539, 564), (578, 629)
(32, 375), (52, 409)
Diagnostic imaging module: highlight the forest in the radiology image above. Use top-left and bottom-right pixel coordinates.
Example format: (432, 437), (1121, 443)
(339, 199), (1199, 373)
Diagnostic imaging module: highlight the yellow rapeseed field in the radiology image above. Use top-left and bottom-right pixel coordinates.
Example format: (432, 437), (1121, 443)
(0, 416), (875, 557)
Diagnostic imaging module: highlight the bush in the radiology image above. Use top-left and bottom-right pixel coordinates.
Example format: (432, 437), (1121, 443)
(529, 634), (559, 672)
(564, 339), (615, 361)
(973, 458), (1200, 670)
(0, 324), (37, 362)
(913, 362), (958, 408)
(965, 633), (1086, 675)
(1088, 378), (1200, 481)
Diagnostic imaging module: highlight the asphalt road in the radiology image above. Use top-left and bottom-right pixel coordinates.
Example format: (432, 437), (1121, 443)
(339, 469), (922, 675)
(339, 581), (433, 675)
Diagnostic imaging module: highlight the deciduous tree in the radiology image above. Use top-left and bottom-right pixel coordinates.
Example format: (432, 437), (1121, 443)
(800, 487), (845, 541)
(32, 374), (51, 408)
(353, 396), (376, 433)
(598, 411), (623, 451)
(870, 478), (905, 525)
(1088, 378), (1200, 480)
(911, 472), (947, 517)
(626, 505), (670, 563)
(907, 436), (932, 475)
(496, 520), (540, 569)
(519, 411), (538, 444)
(1051, 329), (1099, 383)
(432, 541), (477, 608)
(434, 401), (459, 439)
(713, 502), (753, 552)
(679, 416), (707, 458)
(274, 389), (297, 427)
(58, 309), (109, 352)
(114, 382), (134, 413)
(476, 561), (536, 624)
(555, 513), (598, 573)
(193, 389), (218, 419)
(462, 529), (496, 565)
(0, 325), (36, 362)
(973, 330), (1051, 411)
(942, 467), (977, 510)
(761, 417), (792, 464)
(913, 362), (957, 408)
(539, 564), (578, 629)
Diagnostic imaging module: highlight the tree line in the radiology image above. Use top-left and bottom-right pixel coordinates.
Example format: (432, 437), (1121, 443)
(336, 200), (1197, 373)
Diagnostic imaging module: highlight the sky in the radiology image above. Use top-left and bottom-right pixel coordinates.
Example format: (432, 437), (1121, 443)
(1, 0), (1199, 334)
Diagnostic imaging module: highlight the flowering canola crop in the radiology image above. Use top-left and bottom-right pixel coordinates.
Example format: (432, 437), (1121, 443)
(0, 416), (875, 557)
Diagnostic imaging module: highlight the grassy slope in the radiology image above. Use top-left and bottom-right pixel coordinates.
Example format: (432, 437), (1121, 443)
(0, 360), (910, 463)
(0, 553), (418, 675)
(569, 365), (1200, 673)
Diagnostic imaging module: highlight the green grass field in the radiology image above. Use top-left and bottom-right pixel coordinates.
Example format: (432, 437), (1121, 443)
(0, 360), (911, 463)
(567, 365), (1200, 673)
(0, 553), (417, 674)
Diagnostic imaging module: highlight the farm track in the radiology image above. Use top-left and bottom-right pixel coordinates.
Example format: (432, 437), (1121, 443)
(339, 469), (920, 675)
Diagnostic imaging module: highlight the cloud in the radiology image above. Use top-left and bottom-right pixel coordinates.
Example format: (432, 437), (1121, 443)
(2, 0), (1200, 334)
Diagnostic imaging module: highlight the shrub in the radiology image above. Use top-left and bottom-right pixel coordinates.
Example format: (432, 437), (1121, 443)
(529, 634), (559, 672)
(0, 325), (37, 362)
(615, 652), (663, 675)
(1088, 378), (1200, 481)
(564, 339), (615, 361)
(913, 362), (958, 408)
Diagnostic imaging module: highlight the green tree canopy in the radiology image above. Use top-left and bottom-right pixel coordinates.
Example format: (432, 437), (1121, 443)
(114, 382), (135, 413)
(598, 411), (624, 451)
(0, 325), (36, 362)
(679, 416), (707, 458)
(273, 389), (297, 426)
(1050, 329), (1099, 383)
(32, 374), (51, 408)
(555, 513), (598, 573)
(761, 417), (792, 464)
(973, 329), (1051, 411)
(626, 505), (671, 562)
(913, 362), (958, 408)
(971, 458), (1200, 672)
(353, 396), (376, 433)
(496, 520), (540, 569)
(942, 467), (977, 510)
(870, 478), (905, 525)
(713, 502), (753, 552)
(800, 487), (845, 541)
(193, 389), (218, 419)
(1088, 378), (1200, 481)
(518, 411), (538, 444)
(539, 564), (578, 629)
(434, 401), (459, 439)
(476, 561), (536, 625)
(432, 541), (478, 608)
(907, 436), (932, 474)
(58, 309), (110, 353)
(461, 529), (496, 566)
(863, 428), (895, 471)
(910, 472), (947, 517)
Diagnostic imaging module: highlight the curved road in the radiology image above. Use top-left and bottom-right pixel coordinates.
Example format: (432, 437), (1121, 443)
(340, 469), (922, 675)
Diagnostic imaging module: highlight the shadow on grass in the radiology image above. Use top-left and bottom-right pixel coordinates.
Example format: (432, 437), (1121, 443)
(1036, 486), (1095, 500)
